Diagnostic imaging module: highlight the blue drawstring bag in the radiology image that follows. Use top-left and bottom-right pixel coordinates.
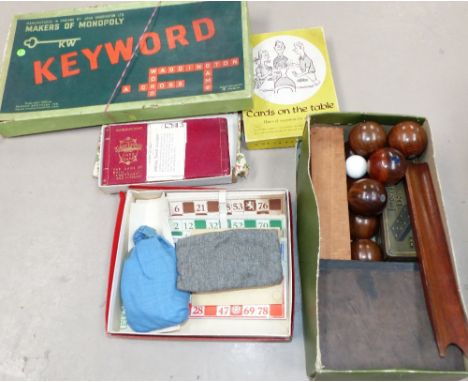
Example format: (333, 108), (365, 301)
(120, 225), (190, 332)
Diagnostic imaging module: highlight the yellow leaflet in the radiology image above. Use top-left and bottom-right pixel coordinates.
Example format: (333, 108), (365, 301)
(243, 27), (339, 149)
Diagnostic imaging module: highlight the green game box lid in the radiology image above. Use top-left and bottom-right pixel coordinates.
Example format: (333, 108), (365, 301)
(0, 1), (252, 137)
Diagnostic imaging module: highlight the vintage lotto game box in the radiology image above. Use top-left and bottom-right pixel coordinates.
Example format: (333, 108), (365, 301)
(106, 188), (294, 340)
(0, 1), (252, 137)
(242, 27), (339, 149)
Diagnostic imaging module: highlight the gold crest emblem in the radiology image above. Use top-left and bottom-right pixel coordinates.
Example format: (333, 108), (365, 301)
(115, 137), (143, 165)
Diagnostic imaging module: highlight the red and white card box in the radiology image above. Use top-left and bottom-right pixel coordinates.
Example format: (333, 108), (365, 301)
(97, 113), (241, 193)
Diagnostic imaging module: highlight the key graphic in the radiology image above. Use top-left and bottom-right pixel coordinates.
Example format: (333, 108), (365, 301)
(23, 36), (81, 49)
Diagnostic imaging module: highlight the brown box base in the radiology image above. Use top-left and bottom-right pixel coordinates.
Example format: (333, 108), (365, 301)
(318, 260), (464, 371)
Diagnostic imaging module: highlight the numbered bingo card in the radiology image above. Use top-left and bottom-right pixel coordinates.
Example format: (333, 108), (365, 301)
(164, 191), (290, 320)
(167, 191), (285, 218)
(170, 199), (220, 217)
(226, 198), (282, 215)
(189, 303), (284, 320)
(169, 216), (287, 241)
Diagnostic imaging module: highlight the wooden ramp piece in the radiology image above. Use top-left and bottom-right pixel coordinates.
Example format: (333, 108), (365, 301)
(310, 127), (351, 260)
(405, 163), (468, 357)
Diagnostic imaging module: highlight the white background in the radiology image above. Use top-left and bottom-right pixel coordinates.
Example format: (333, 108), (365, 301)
(1, 2), (468, 380)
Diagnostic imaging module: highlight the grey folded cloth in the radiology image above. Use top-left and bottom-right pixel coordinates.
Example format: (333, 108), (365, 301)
(176, 229), (283, 292)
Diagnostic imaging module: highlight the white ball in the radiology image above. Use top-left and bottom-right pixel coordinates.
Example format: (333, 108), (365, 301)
(346, 155), (367, 179)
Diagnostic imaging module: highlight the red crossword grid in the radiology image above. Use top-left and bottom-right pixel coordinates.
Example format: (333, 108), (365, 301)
(121, 57), (240, 98)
